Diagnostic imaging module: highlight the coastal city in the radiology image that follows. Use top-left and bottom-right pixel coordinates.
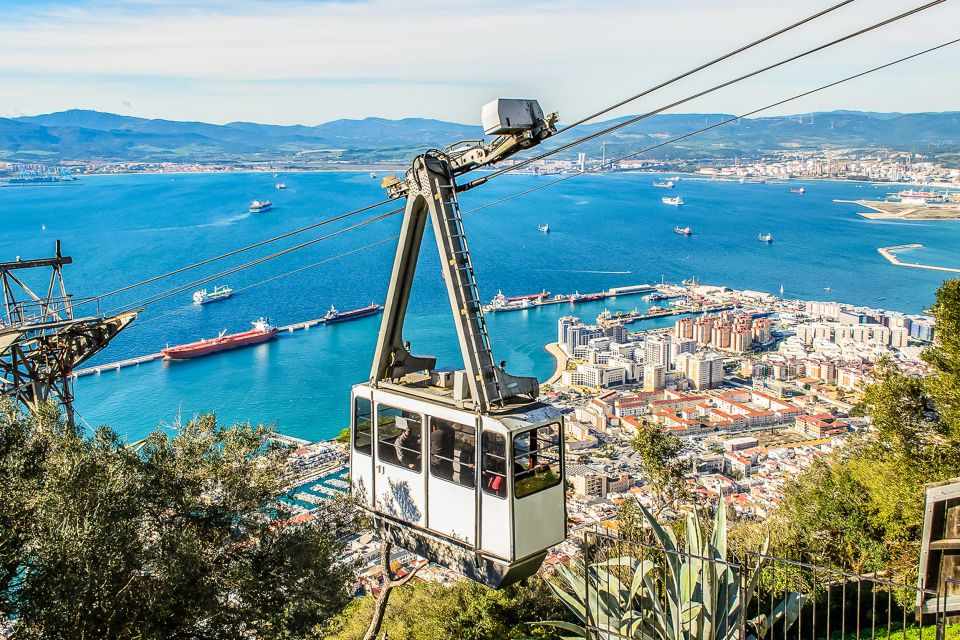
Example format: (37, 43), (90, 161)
(3, 146), (959, 187)
(274, 277), (937, 590)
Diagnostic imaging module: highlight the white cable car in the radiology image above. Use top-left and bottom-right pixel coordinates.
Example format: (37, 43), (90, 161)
(350, 99), (565, 587)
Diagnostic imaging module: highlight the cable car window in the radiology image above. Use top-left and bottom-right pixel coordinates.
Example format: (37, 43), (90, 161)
(429, 418), (475, 488)
(377, 405), (422, 472)
(481, 431), (507, 498)
(513, 423), (562, 499)
(354, 396), (372, 455)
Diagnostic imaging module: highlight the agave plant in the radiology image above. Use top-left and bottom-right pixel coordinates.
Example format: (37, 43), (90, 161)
(541, 500), (804, 640)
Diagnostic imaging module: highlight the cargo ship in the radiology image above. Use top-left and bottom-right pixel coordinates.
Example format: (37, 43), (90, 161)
(192, 285), (233, 305)
(162, 318), (278, 360)
(324, 303), (383, 324)
(249, 200), (273, 213)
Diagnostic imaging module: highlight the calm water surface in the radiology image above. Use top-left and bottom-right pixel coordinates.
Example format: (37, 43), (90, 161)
(2, 172), (957, 441)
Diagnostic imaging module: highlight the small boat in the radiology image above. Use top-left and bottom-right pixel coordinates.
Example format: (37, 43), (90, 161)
(823, 287), (832, 292)
(249, 200), (272, 213)
(758, 233), (773, 243)
(682, 276), (699, 286)
(324, 303), (383, 324)
(653, 180), (675, 189)
(41, 224), (46, 232)
(275, 182), (287, 190)
(790, 187), (806, 194)
(538, 224), (550, 233)
(370, 172), (377, 179)
(192, 285), (233, 305)
(674, 226), (692, 236)
(662, 196), (684, 206)
(779, 284), (785, 297)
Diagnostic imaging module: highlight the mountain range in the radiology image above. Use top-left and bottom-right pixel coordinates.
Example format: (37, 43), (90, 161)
(2, 109), (959, 165)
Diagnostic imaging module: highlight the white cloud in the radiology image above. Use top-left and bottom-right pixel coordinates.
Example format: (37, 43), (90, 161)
(0, 0), (957, 124)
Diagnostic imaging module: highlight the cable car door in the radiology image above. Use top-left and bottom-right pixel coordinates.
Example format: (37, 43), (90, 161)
(426, 414), (478, 545)
(373, 402), (427, 527)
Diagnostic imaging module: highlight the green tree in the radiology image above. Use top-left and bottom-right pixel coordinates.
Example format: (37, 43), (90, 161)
(0, 404), (358, 639)
(631, 423), (688, 511)
(753, 279), (960, 583)
(324, 576), (574, 640)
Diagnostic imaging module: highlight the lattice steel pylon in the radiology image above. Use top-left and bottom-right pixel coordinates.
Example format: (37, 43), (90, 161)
(0, 241), (137, 426)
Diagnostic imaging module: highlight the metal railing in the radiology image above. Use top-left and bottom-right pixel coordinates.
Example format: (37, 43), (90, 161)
(574, 527), (946, 640)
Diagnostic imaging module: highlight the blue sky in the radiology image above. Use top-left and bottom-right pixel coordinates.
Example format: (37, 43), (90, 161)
(0, 0), (957, 125)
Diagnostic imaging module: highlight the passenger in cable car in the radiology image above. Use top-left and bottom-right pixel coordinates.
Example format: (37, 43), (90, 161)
(429, 423), (454, 480)
(455, 442), (475, 488)
(393, 416), (421, 470)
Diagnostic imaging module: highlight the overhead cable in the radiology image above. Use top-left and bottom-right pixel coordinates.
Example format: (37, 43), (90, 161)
(460, 0), (948, 192)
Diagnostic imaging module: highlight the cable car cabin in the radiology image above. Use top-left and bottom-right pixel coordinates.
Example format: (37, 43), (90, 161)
(350, 377), (566, 588)
(351, 98), (564, 587)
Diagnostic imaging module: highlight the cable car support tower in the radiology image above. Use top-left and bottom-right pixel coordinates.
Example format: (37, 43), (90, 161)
(0, 241), (137, 427)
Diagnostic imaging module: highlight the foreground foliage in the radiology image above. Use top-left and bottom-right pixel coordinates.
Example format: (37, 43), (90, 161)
(543, 501), (803, 640)
(323, 576), (575, 640)
(733, 279), (960, 584)
(0, 405), (357, 639)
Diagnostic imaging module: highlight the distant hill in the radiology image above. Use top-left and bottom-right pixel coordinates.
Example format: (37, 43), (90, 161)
(2, 108), (958, 164)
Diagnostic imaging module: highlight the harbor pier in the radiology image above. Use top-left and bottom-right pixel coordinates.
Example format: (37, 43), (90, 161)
(877, 244), (960, 274)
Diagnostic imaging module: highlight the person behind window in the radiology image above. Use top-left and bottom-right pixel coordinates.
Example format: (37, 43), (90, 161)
(455, 442), (475, 487)
(430, 422), (454, 480)
(394, 418), (419, 470)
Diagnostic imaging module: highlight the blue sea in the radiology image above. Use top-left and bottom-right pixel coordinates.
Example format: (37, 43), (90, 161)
(2, 172), (957, 442)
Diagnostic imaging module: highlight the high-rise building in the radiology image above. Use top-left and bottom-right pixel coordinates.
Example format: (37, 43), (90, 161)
(677, 351), (724, 390)
(642, 364), (666, 392)
(711, 323), (731, 350)
(644, 334), (672, 370)
(671, 337), (697, 359)
(604, 322), (628, 344)
(674, 317), (695, 340)
(558, 316), (577, 346)
(731, 323), (751, 353)
(694, 316), (715, 345)
(751, 317), (772, 344)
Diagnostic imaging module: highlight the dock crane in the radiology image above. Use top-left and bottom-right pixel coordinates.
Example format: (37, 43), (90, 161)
(349, 99), (567, 587)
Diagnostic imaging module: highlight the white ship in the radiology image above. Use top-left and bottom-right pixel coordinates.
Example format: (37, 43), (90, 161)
(192, 285), (234, 305)
(652, 180), (675, 188)
(674, 226), (692, 236)
(662, 196), (684, 206)
(758, 233), (773, 243)
(538, 224), (550, 233)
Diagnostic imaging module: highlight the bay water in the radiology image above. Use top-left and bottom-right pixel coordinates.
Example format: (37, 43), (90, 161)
(2, 171), (957, 441)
